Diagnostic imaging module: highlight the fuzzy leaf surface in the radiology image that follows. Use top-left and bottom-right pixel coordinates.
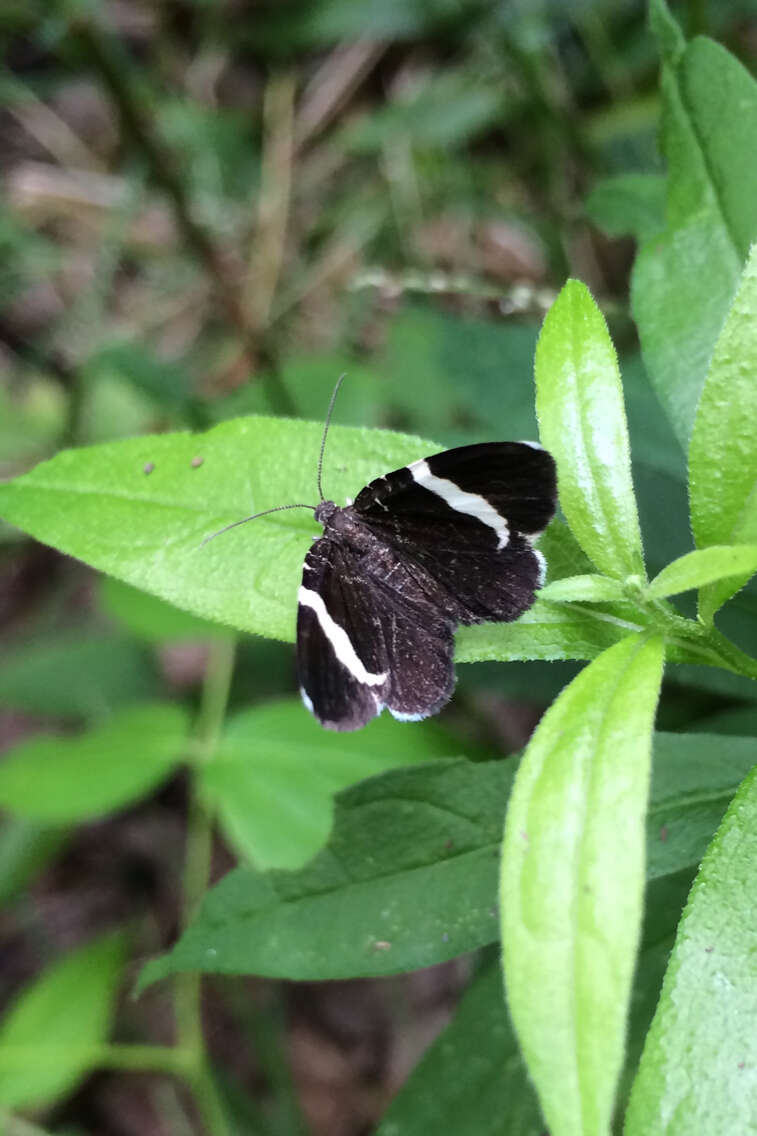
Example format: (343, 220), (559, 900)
(535, 280), (644, 579)
(501, 635), (664, 1136)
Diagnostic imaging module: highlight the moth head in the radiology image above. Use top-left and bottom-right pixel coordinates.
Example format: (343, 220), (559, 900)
(314, 500), (338, 526)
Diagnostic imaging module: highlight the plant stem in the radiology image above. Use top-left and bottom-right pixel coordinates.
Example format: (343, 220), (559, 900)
(175, 634), (237, 1135)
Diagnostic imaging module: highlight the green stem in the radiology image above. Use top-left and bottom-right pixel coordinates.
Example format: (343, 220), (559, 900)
(703, 627), (757, 683)
(175, 635), (237, 1135)
(646, 597), (757, 681)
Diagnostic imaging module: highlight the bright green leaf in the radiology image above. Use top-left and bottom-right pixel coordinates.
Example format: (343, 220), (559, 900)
(647, 545), (757, 600)
(0, 704), (187, 821)
(202, 700), (476, 871)
(0, 419), (437, 642)
(375, 959), (541, 1135)
(535, 279), (644, 579)
(501, 634), (664, 1136)
(140, 729), (746, 988)
(632, 37), (757, 449)
(537, 574), (626, 604)
(457, 599), (640, 663)
(0, 932), (124, 1107)
(626, 762), (757, 1134)
(689, 245), (757, 622)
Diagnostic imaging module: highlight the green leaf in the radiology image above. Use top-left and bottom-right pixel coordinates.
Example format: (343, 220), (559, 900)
(626, 762), (757, 1134)
(538, 518), (594, 581)
(501, 634), (664, 1136)
(142, 759), (508, 986)
(646, 545), (757, 600)
(584, 174), (666, 242)
(139, 729), (747, 988)
(632, 37), (757, 449)
(537, 574), (626, 604)
(375, 959), (541, 1135)
(0, 634), (156, 719)
(202, 700), (473, 871)
(0, 419), (437, 642)
(535, 279), (644, 579)
(644, 732), (757, 882)
(99, 576), (226, 642)
(689, 244), (757, 622)
(0, 704), (187, 821)
(0, 817), (68, 905)
(0, 932), (124, 1108)
(649, 0), (685, 63)
(457, 599), (640, 663)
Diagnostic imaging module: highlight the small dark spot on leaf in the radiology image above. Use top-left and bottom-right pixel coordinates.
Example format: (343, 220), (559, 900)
(659, 825), (668, 842)
(444, 838), (455, 851)
(143, 461), (155, 475)
(738, 1062), (746, 1070)
(191, 456), (204, 469)
(705, 946), (714, 953)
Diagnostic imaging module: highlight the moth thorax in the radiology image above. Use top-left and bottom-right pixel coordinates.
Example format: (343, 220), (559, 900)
(315, 500), (338, 525)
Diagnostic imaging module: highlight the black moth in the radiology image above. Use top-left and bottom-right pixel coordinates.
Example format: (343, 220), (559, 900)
(206, 382), (557, 732)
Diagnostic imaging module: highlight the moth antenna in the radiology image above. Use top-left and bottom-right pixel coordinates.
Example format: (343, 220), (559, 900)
(316, 373), (346, 502)
(201, 503), (316, 546)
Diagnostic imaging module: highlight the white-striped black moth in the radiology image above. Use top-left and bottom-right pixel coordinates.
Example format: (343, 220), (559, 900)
(205, 379), (556, 731)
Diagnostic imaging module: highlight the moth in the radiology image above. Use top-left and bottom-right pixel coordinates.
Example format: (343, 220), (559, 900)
(206, 379), (557, 731)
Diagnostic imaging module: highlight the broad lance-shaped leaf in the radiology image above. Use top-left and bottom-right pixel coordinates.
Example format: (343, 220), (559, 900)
(535, 279), (644, 580)
(500, 634), (664, 1136)
(689, 244), (757, 623)
(0, 419), (437, 643)
(0, 704), (187, 822)
(139, 729), (750, 988)
(646, 545), (757, 600)
(626, 763), (757, 1135)
(0, 932), (124, 1107)
(632, 20), (757, 449)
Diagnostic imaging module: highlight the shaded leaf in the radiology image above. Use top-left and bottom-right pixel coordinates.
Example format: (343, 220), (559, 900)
(626, 762), (757, 1134)
(375, 959), (542, 1135)
(632, 36), (757, 448)
(0, 933), (124, 1108)
(0, 817), (68, 905)
(203, 700), (474, 871)
(0, 704), (187, 822)
(584, 173), (666, 242)
(0, 635), (156, 719)
(689, 244), (757, 622)
(140, 730), (751, 987)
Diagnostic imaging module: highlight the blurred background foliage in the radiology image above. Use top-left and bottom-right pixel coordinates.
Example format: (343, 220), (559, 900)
(2, 0), (757, 1133)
